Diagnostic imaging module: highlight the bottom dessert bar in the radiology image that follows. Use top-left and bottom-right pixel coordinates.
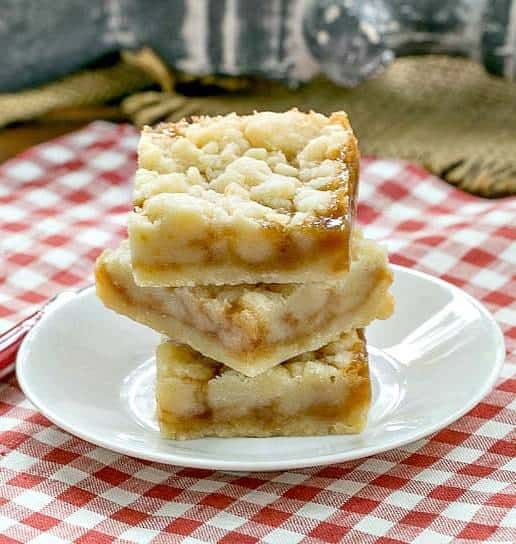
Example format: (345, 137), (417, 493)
(156, 330), (371, 439)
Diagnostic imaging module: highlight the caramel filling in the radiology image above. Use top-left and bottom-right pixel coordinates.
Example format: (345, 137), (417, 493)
(132, 220), (351, 272)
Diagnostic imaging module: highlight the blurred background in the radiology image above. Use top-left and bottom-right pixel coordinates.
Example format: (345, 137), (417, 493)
(1, 0), (515, 197)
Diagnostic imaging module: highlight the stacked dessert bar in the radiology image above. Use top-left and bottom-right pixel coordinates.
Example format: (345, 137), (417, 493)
(95, 110), (394, 439)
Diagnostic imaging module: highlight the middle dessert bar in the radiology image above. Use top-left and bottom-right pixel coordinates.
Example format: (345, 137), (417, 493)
(95, 235), (393, 377)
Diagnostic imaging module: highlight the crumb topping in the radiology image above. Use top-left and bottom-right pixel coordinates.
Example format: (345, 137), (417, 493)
(134, 110), (356, 225)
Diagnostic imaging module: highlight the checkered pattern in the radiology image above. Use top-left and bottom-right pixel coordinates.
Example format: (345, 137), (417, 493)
(0, 122), (514, 543)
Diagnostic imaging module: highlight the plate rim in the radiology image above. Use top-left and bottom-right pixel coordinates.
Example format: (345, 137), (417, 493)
(16, 265), (506, 471)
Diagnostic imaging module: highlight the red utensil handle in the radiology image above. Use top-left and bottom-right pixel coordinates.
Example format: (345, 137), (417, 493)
(0, 310), (42, 377)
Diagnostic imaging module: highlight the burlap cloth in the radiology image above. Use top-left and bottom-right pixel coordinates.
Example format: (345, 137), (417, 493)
(1, 52), (514, 197)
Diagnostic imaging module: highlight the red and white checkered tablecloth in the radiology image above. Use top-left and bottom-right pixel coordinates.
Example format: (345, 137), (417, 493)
(0, 122), (514, 544)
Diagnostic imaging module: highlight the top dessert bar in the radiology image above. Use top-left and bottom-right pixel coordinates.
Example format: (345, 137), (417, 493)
(128, 109), (359, 286)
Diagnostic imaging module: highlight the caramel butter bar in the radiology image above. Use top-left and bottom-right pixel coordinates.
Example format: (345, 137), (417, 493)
(95, 235), (393, 376)
(156, 330), (370, 439)
(128, 109), (359, 286)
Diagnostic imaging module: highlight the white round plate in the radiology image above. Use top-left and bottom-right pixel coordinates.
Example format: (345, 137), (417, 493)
(17, 266), (504, 472)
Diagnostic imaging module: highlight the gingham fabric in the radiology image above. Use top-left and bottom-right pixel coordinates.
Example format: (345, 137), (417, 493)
(0, 122), (514, 544)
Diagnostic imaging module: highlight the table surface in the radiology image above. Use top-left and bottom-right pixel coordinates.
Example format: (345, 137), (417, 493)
(0, 105), (124, 163)
(0, 123), (88, 164)
(0, 122), (514, 544)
